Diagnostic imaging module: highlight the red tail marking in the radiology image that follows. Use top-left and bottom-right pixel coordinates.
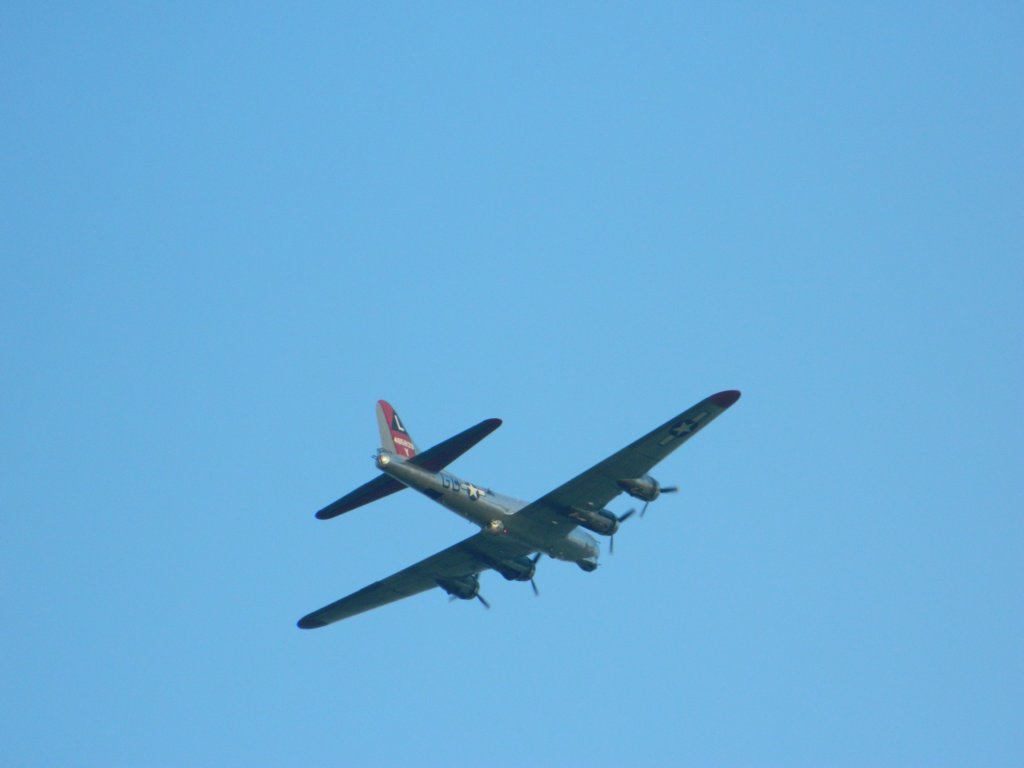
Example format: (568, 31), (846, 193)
(378, 400), (416, 458)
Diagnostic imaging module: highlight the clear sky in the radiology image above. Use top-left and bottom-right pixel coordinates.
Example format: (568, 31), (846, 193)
(2, 4), (1021, 766)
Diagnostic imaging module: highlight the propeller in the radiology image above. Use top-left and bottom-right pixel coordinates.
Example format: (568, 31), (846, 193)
(529, 553), (542, 596)
(609, 509), (636, 555)
(640, 486), (678, 517)
(449, 593), (491, 609)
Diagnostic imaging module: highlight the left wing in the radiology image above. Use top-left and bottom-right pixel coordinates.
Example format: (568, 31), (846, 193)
(297, 532), (533, 628)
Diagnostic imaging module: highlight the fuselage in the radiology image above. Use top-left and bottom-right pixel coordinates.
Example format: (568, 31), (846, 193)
(376, 451), (600, 567)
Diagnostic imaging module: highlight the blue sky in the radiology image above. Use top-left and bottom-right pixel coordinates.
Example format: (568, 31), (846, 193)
(2, 3), (1021, 766)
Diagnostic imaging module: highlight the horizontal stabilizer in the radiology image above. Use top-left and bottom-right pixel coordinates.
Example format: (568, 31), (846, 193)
(315, 417), (502, 520)
(315, 474), (405, 519)
(410, 417), (502, 472)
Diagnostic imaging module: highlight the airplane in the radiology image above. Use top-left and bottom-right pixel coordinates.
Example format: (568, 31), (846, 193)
(297, 390), (741, 629)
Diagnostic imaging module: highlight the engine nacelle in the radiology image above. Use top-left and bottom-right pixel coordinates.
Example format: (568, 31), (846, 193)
(490, 556), (537, 583)
(618, 475), (662, 502)
(567, 507), (620, 537)
(436, 575), (481, 601)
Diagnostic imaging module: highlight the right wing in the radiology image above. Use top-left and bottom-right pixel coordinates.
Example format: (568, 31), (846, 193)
(315, 417), (502, 519)
(516, 390), (741, 525)
(296, 531), (533, 628)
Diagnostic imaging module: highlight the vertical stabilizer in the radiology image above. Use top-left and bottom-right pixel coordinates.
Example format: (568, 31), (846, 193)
(376, 400), (418, 458)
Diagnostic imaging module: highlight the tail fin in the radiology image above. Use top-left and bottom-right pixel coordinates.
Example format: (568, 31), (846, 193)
(376, 400), (418, 458)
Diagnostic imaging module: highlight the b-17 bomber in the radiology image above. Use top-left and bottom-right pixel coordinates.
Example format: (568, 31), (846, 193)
(298, 391), (740, 628)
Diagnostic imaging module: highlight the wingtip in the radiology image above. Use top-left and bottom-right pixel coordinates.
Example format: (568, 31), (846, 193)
(710, 390), (741, 408)
(315, 504), (342, 519)
(297, 615), (328, 630)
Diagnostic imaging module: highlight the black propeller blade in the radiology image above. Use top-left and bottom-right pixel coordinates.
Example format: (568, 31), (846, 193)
(449, 591), (491, 609)
(638, 487), (679, 518)
(529, 553), (542, 596)
(641, 485), (678, 516)
(609, 509), (636, 555)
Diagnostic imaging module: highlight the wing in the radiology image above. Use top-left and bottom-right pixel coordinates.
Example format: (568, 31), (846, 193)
(315, 418), (502, 519)
(517, 390), (741, 523)
(297, 531), (533, 628)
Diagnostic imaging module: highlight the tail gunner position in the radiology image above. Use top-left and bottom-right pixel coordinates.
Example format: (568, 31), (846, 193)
(298, 391), (740, 628)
